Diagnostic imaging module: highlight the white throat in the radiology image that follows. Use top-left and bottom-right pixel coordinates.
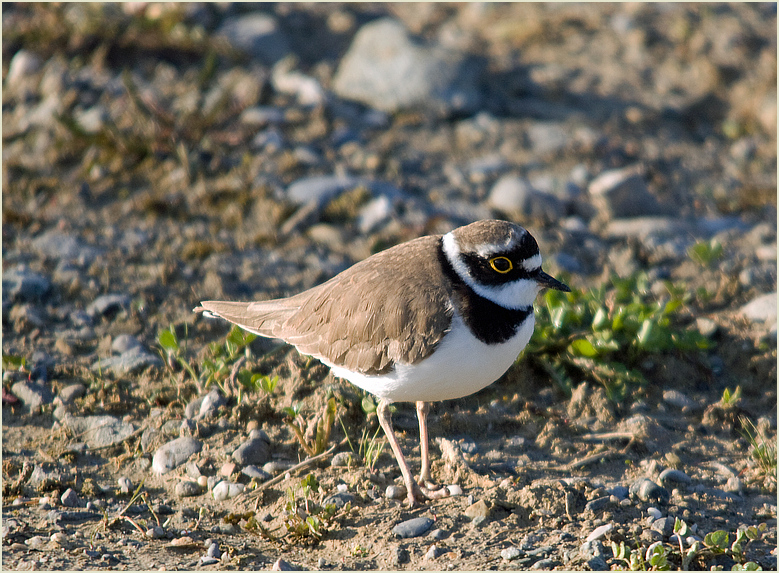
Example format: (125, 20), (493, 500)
(442, 231), (539, 309)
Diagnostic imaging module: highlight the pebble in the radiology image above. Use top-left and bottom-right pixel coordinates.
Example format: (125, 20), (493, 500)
(385, 485), (406, 500)
(10, 380), (54, 409)
(87, 293), (131, 318)
(31, 230), (101, 265)
(424, 544), (442, 561)
(58, 383), (86, 405)
(2, 267), (51, 302)
(662, 390), (696, 410)
(272, 558), (298, 571)
(740, 292), (777, 325)
(464, 499), (491, 521)
(6, 49), (42, 88)
(60, 488), (80, 507)
(629, 478), (670, 504)
(393, 516), (434, 538)
(502, 546), (522, 561)
(111, 334), (142, 354)
(232, 433), (271, 466)
(585, 523), (613, 542)
(212, 481), (244, 501)
(658, 468), (692, 487)
(322, 491), (355, 509)
(332, 17), (482, 115)
(152, 436), (203, 474)
(272, 59), (325, 107)
(650, 516), (675, 536)
(25, 535), (48, 548)
(446, 484), (463, 496)
(92, 346), (162, 377)
(263, 461), (293, 474)
(584, 496), (611, 512)
(647, 507), (663, 520)
(207, 541), (220, 559)
(241, 465), (271, 481)
(216, 13), (290, 65)
(198, 388), (227, 419)
(145, 526), (165, 539)
(579, 539), (608, 571)
(588, 166), (666, 219)
(330, 451), (354, 467)
(117, 476), (132, 494)
(50, 531), (67, 544)
(429, 528), (448, 540)
(56, 413), (135, 449)
(286, 174), (362, 206)
(175, 480), (202, 498)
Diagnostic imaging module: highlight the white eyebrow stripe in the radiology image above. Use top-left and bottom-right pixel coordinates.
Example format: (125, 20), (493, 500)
(521, 254), (542, 271)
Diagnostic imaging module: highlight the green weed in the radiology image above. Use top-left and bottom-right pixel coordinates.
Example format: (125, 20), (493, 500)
(526, 272), (713, 402)
(689, 238), (724, 267)
(281, 473), (345, 544)
(283, 395), (338, 457)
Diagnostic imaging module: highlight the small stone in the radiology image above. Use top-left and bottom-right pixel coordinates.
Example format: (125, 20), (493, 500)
(424, 544), (441, 561)
(212, 481), (244, 501)
(501, 546), (522, 561)
(630, 478), (670, 504)
(584, 496), (611, 512)
(330, 452), (354, 467)
(25, 535), (47, 548)
(175, 480), (202, 498)
(585, 523), (613, 542)
(117, 476), (132, 494)
(198, 389), (226, 419)
(2, 267), (51, 302)
(696, 317), (719, 337)
(232, 434), (271, 466)
(662, 390), (696, 410)
(152, 437), (202, 474)
(263, 461), (293, 474)
(221, 462), (237, 477)
(58, 383), (86, 405)
(60, 488), (80, 508)
(588, 166), (666, 219)
(272, 557), (298, 571)
(111, 334), (142, 354)
(650, 516), (675, 536)
(446, 484), (463, 496)
(658, 469), (692, 487)
(217, 13), (291, 65)
(740, 292), (777, 325)
(241, 465), (271, 481)
(87, 294), (131, 318)
(92, 347), (162, 376)
(11, 380), (54, 409)
(429, 528), (448, 540)
(50, 532), (67, 544)
(463, 499), (491, 521)
(393, 516), (434, 538)
(647, 507), (663, 520)
(385, 485), (406, 500)
(146, 526), (165, 539)
(322, 491), (355, 509)
(207, 541), (220, 559)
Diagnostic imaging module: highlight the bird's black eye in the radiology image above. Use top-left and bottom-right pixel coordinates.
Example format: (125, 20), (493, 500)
(488, 256), (513, 274)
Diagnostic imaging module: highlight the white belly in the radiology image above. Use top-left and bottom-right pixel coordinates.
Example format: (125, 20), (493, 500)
(326, 312), (535, 403)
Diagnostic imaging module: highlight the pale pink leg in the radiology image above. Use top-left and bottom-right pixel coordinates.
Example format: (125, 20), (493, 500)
(416, 401), (432, 484)
(377, 398), (425, 507)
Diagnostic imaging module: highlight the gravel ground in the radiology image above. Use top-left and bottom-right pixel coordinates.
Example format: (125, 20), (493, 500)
(2, 3), (777, 571)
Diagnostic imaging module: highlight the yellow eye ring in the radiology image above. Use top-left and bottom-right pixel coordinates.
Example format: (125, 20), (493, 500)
(489, 256), (513, 274)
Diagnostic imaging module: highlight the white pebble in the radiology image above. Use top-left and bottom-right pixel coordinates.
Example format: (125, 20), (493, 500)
(647, 507), (663, 520)
(445, 484), (463, 496)
(385, 485), (406, 500)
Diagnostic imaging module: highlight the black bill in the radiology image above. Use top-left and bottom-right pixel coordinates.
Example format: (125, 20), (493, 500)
(535, 270), (571, 292)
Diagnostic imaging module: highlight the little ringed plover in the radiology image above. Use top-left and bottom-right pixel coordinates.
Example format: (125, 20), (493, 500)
(196, 219), (570, 507)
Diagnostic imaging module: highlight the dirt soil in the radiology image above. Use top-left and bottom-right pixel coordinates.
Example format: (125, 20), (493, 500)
(2, 3), (777, 571)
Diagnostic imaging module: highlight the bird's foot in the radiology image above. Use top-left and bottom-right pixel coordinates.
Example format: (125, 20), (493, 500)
(420, 481), (453, 500)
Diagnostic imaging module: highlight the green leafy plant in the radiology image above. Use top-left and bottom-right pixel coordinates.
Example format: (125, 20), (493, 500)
(284, 395), (338, 457)
(526, 272), (712, 402)
(2, 353), (28, 372)
(612, 520), (768, 571)
(281, 473), (345, 544)
(689, 238), (724, 267)
(159, 324), (278, 404)
(720, 386), (743, 407)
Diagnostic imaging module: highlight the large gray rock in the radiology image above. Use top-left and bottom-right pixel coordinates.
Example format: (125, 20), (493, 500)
(333, 18), (483, 115)
(589, 166), (667, 220)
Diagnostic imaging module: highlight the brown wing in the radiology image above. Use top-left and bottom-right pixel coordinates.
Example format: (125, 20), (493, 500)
(196, 235), (453, 375)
